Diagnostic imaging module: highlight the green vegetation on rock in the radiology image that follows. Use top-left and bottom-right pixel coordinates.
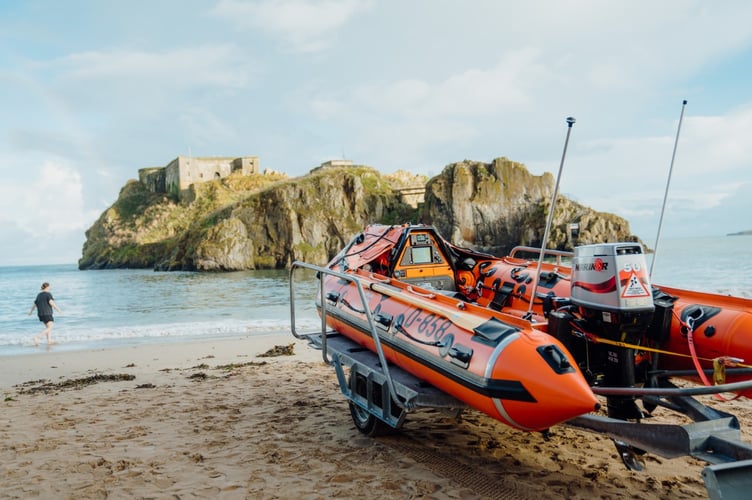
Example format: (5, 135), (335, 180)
(80, 167), (420, 271)
(79, 158), (637, 272)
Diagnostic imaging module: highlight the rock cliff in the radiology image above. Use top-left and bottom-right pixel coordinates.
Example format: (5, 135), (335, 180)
(79, 158), (638, 271)
(79, 167), (419, 271)
(422, 158), (636, 256)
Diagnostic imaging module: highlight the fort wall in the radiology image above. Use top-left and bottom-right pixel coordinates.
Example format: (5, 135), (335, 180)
(138, 155), (260, 200)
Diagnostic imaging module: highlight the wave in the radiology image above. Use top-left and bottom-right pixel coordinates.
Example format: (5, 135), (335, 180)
(0, 316), (323, 355)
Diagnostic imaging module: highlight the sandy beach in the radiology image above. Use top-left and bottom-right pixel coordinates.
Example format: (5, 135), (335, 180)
(2, 334), (751, 499)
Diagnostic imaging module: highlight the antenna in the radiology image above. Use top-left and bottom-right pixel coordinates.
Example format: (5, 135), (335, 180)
(650, 100), (688, 278)
(525, 117), (576, 319)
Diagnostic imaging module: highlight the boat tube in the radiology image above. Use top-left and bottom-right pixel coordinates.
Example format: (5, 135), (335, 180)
(324, 223), (752, 421)
(320, 224), (600, 431)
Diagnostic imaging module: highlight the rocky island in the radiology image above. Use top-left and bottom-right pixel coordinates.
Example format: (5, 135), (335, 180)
(79, 156), (637, 271)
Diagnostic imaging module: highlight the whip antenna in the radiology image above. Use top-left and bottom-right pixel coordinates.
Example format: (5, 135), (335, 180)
(525, 117), (576, 319)
(650, 99), (688, 278)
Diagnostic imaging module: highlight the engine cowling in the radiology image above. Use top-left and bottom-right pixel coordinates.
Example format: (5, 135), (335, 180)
(569, 242), (655, 420)
(571, 242), (654, 336)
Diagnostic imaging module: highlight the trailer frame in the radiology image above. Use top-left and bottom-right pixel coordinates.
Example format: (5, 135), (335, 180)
(290, 260), (752, 499)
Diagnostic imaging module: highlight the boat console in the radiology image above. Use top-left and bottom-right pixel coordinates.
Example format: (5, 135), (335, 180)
(390, 229), (456, 291)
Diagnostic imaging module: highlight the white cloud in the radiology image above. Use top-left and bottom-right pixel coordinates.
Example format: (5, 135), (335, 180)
(309, 97), (344, 119)
(17, 44), (258, 158)
(211, 0), (372, 52)
(327, 48), (549, 119)
(3, 0), (752, 265)
(47, 45), (253, 89)
(302, 48), (556, 168)
(426, 50), (551, 116)
(0, 158), (101, 264)
(504, 1), (752, 88)
(0, 161), (98, 237)
(681, 107), (752, 173)
(555, 104), (752, 240)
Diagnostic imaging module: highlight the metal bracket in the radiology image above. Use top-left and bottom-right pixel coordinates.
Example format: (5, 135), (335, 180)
(309, 332), (466, 429)
(702, 459), (752, 500)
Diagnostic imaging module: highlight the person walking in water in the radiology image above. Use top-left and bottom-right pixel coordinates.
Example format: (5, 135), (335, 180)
(28, 282), (62, 346)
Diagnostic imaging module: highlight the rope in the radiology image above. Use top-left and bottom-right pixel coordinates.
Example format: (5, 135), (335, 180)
(678, 310), (743, 402)
(572, 315), (750, 400)
(573, 322), (751, 368)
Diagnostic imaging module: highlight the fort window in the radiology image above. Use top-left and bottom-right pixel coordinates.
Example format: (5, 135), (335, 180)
(214, 172), (221, 179)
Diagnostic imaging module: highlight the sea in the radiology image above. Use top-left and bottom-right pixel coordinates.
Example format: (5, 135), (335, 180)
(0, 235), (749, 358)
(0, 265), (323, 357)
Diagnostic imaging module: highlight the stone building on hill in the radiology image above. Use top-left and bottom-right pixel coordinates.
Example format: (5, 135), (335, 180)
(139, 155), (260, 200)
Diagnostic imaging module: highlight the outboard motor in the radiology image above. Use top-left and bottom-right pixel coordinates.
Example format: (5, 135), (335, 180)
(570, 243), (654, 420)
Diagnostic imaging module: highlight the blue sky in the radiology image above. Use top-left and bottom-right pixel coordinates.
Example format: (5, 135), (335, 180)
(1, 0), (751, 266)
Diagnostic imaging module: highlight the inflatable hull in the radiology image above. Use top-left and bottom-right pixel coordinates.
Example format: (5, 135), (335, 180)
(320, 275), (599, 432)
(330, 224), (752, 401)
(470, 252), (752, 393)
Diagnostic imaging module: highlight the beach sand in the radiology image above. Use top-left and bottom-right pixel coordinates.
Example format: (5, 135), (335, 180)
(2, 334), (751, 499)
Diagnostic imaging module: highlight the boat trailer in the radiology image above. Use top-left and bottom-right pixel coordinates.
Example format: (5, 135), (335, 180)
(290, 261), (752, 499)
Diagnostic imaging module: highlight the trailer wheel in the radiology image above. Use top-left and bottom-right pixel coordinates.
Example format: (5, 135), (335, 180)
(348, 371), (392, 437)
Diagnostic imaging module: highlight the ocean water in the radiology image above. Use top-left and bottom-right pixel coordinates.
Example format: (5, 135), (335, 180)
(0, 265), (322, 356)
(1, 235), (749, 357)
(647, 235), (751, 297)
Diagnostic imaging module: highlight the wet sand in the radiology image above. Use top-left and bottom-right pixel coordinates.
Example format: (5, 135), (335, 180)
(2, 334), (751, 498)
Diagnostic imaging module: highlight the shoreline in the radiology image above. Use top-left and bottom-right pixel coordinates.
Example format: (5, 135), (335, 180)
(0, 333), (321, 390)
(2, 333), (750, 498)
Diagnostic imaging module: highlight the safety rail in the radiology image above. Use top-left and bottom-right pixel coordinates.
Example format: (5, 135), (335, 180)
(289, 261), (407, 412)
(509, 245), (573, 267)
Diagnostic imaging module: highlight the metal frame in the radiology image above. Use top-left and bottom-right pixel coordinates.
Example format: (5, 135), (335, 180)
(289, 259), (752, 497)
(509, 245), (573, 266)
(290, 261), (465, 429)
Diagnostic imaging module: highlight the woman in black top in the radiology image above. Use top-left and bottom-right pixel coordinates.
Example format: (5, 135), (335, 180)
(28, 282), (62, 346)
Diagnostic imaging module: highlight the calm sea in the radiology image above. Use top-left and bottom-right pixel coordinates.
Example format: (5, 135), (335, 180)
(0, 266), (322, 356)
(1, 235), (749, 357)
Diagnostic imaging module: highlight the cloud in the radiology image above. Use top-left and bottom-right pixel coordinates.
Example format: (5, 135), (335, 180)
(0, 159), (99, 265)
(45, 44), (253, 90)
(681, 106), (752, 173)
(11, 44), (256, 137)
(508, 2), (752, 88)
(4, 0), (752, 266)
(302, 48), (557, 168)
(346, 49), (551, 118)
(211, 0), (372, 52)
(556, 104), (752, 240)
(0, 161), (98, 237)
(13, 43), (259, 168)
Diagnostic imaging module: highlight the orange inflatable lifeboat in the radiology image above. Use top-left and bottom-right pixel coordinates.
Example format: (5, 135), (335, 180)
(649, 286), (752, 388)
(326, 223), (752, 422)
(322, 224), (599, 431)
(385, 224), (752, 407)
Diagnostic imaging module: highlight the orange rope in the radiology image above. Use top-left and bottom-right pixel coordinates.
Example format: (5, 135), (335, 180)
(675, 310), (742, 401)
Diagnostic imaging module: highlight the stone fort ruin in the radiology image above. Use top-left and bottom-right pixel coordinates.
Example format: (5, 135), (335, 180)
(139, 155), (260, 200)
(137, 155), (425, 207)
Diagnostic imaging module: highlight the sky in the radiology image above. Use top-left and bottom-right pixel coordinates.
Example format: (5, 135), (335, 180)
(1, 0), (751, 266)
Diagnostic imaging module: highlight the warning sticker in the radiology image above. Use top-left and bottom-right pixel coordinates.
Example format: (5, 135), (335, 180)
(621, 272), (650, 298)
